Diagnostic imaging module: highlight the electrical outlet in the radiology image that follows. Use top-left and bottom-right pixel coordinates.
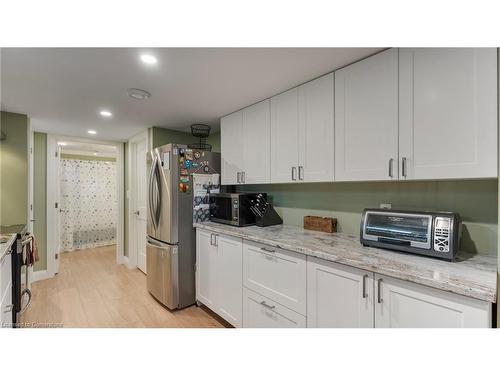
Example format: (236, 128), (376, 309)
(380, 203), (392, 209)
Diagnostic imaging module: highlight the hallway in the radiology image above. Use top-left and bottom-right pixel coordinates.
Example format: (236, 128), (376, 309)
(21, 246), (224, 328)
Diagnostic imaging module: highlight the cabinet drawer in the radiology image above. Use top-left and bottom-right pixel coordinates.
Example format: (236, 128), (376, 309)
(243, 288), (306, 328)
(1, 251), (12, 302)
(243, 240), (306, 315)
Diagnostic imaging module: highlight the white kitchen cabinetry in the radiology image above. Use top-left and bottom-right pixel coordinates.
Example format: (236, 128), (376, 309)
(374, 275), (492, 328)
(307, 258), (374, 328)
(243, 240), (307, 315)
(196, 229), (243, 327)
(221, 100), (271, 185)
(298, 73), (335, 182)
(220, 111), (243, 185)
(270, 75), (335, 183)
(270, 88), (300, 183)
(399, 48), (498, 180)
(243, 287), (306, 328)
(1, 247), (13, 328)
(335, 48), (399, 181)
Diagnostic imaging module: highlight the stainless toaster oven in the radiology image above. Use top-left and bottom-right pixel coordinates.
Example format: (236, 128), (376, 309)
(209, 192), (267, 227)
(360, 209), (462, 261)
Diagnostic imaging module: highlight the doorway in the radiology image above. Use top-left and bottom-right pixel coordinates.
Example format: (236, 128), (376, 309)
(46, 135), (125, 277)
(128, 130), (150, 274)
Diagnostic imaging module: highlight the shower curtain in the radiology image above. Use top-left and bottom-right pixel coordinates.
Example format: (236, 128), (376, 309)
(60, 158), (117, 251)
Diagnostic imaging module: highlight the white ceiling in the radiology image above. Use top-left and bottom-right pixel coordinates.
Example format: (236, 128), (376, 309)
(1, 48), (383, 141)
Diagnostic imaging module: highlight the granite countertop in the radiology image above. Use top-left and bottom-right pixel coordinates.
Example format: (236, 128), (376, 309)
(195, 222), (498, 303)
(0, 233), (17, 262)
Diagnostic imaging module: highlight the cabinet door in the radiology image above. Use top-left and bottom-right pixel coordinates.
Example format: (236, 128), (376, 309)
(298, 73), (335, 182)
(374, 275), (492, 328)
(270, 88), (299, 183)
(399, 48), (498, 180)
(243, 288), (306, 328)
(335, 49), (399, 181)
(196, 230), (217, 309)
(220, 111), (243, 185)
(307, 258), (374, 328)
(242, 100), (271, 184)
(215, 234), (243, 328)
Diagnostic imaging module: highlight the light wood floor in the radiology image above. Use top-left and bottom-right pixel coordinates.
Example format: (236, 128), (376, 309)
(22, 245), (225, 328)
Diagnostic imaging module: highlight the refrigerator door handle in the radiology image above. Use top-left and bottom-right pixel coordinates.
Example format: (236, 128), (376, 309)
(148, 155), (157, 231)
(154, 158), (162, 229)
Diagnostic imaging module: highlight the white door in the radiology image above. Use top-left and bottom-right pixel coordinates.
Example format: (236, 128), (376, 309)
(307, 258), (374, 328)
(298, 73), (335, 182)
(399, 48), (498, 180)
(374, 275), (492, 328)
(54, 145), (61, 274)
(196, 230), (217, 309)
(134, 137), (148, 273)
(221, 111), (243, 185)
(215, 234), (243, 327)
(270, 88), (300, 183)
(335, 48), (399, 181)
(242, 100), (271, 184)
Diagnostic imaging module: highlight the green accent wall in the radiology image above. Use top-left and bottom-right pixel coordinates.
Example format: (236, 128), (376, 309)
(151, 127), (197, 149)
(0, 111), (28, 226)
(238, 180), (498, 255)
(33, 133), (47, 271)
(207, 132), (220, 152)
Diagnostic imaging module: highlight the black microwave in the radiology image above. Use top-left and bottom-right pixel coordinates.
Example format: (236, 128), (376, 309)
(209, 193), (266, 227)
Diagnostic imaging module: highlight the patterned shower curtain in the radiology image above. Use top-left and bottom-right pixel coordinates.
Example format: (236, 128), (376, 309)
(60, 158), (117, 251)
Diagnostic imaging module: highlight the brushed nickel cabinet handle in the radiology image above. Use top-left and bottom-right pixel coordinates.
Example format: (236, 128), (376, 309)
(362, 274), (368, 299)
(291, 166), (297, 181)
(210, 233), (214, 246)
(260, 301), (276, 310)
(388, 158), (394, 178)
(298, 166), (304, 180)
(260, 247), (276, 253)
(236, 172), (241, 184)
(402, 157), (407, 178)
(242, 171), (245, 184)
(377, 278), (383, 304)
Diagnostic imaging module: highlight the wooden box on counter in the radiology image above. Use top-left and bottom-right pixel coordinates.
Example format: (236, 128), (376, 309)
(303, 216), (337, 233)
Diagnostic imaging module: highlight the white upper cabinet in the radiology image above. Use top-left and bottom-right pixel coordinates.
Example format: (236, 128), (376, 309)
(221, 111), (243, 185)
(335, 49), (399, 181)
(399, 48), (498, 180)
(242, 100), (271, 184)
(271, 88), (300, 183)
(298, 73), (335, 182)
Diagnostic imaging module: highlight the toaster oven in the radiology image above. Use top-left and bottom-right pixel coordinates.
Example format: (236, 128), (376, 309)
(360, 209), (462, 261)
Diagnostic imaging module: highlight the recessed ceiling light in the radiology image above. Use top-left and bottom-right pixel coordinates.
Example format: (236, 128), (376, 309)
(140, 54), (158, 65)
(100, 110), (112, 117)
(58, 142), (67, 146)
(126, 88), (152, 100)
(88, 130), (97, 135)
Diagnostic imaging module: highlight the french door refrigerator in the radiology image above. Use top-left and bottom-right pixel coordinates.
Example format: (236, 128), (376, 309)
(146, 143), (220, 309)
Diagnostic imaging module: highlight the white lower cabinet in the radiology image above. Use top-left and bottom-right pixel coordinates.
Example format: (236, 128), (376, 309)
(243, 288), (306, 328)
(374, 275), (492, 328)
(197, 229), (492, 328)
(196, 229), (243, 327)
(307, 258), (374, 328)
(1, 248), (13, 328)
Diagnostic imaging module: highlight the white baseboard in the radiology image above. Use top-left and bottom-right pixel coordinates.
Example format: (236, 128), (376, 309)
(32, 270), (50, 282)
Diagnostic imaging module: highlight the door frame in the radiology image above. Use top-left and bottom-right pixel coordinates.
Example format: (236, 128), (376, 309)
(127, 130), (150, 270)
(46, 134), (125, 278)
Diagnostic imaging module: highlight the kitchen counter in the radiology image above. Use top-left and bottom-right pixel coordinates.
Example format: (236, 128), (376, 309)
(0, 233), (16, 262)
(195, 222), (498, 303)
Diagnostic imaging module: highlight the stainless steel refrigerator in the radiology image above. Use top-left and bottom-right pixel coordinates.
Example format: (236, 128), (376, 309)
(146, 143), (221, 309)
